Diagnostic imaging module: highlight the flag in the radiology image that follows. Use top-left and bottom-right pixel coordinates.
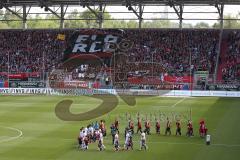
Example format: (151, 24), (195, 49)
(57, 34), (65, 41)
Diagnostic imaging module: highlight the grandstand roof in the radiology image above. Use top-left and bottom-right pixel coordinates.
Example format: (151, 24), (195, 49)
(2, 0), (240, 6)
(1, 0), (239, 29)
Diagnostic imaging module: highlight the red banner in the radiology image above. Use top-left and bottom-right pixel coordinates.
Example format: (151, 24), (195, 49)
(0, 72), (40, 79)
(63, 81), (89, 88)
(128, 77), (161, 85)
(92, 81), (101, 89)
(164, 76), (193, 83)
(128, 76), (193, 84)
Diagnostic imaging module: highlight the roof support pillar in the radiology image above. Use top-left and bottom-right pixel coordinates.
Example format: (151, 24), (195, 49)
(216, 3), (224, 29)
(22, 5), (27, 29)
(98, 4), (103, 28)
(138, 4), (144, 28)
(60, 4), (65, 29)
(170, 1), (184, 29)
(125, 1), (144, 28)
(214, 3), (224, 83)
(86, 4), (105, 28)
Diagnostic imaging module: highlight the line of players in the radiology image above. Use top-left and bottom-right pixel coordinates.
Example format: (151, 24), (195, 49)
(127, 117), (198, 137)
(77, 119), (147, 151)
(77, 117), (208, 151)
(111, 119), (147, 151)
(133, 117), (207, 137)
(78, 120), (106, 151)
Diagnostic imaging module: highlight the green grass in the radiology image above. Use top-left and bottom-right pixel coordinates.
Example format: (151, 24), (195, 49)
(0, 95), (240, 160)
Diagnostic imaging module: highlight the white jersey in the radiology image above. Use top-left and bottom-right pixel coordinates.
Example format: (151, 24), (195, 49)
(83, 131), (87, 137)
(95, 130), (100, 135)
(84, 127), (88, 134)
(88, 127), (94, 135)
(126, 132), (130, 139)
(79, 131), (84, 138)
(125, 132), (130, 144)
(114, 134), (119, 141)
(140, 132), (147, 150)
(99, 132), (103, 142)
(114, 134), (119, 145)
(141, 132), (146, 141)
(206, 135), (211, 142)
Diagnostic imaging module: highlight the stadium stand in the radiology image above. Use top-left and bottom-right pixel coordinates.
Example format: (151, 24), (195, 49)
(0, 29), (239, 89)
(220, 31), (240, 82)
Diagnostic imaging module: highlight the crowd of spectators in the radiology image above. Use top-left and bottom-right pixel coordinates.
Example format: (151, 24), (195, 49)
(1, 28), (238, 85)
(222, 31), (240, 82)
(123, 29), (219, 77)
(0, 30), (71, 73)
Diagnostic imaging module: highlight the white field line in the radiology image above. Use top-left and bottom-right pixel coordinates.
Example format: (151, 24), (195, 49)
(158, 95), (197, 98)
(150, 106), (170, 108)
(152, 97), (187, 108)
(171, 98), (186, 108)
(0, 126), (23, 144)
(0, 103), (94, 106)
(0, 102), (35, 105)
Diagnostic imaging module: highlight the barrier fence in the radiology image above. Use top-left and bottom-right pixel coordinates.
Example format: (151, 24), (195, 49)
(0, 88), (240, 97)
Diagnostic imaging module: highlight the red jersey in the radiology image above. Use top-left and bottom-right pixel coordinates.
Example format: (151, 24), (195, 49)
(188, 122), (193, 129)
(138, 121), (142, 128)
(100, 122), (105, 130)
(146, 121), (150, 129)
(130, 121), (134, 129)
(166, 121), (171, 128)
(176, 122), (181, 128)
(84, 137), (89, 145)
(200, 124), (205, 130)
(114, 120), (119, 128)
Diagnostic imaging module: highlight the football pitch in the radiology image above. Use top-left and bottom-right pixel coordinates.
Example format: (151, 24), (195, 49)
(0, 95), (240, 160)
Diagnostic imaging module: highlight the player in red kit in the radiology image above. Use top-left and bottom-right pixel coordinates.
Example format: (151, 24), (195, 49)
(156, 119), (160, 134)
(129, 120), (134, 134)
(187, 120), (194, 137)
(144, 120), (151, 135)
(137, 118), (142, 134)
(176, 120), (181, 136)
(165, 118), (171, 135)
(100, 120), (106, 137)
(199, 119), (208, 137)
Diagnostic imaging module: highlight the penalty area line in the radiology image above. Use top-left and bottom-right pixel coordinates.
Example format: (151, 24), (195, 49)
(149, 98), (187, 108)
(171, 98), (186, 108)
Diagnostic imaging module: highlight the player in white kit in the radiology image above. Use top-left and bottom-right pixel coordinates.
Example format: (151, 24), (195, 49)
(140, 131), (147, 150)
(98, 129), (105, 151)
(114, 133), (120, 151)
(124, 131), (130, 150)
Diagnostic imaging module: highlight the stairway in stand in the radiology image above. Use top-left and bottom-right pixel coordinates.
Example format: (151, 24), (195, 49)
(217, 40), (228, 82)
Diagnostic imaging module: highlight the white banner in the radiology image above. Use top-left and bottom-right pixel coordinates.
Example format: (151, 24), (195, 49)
(0, 88), (240, 97)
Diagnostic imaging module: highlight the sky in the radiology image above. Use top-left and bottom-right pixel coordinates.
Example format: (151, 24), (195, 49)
(4, 5), (240, 25)
(90, 5), (240, 25)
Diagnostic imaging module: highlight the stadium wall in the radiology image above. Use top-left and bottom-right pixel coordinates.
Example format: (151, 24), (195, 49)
(0, 88), (240, 97)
